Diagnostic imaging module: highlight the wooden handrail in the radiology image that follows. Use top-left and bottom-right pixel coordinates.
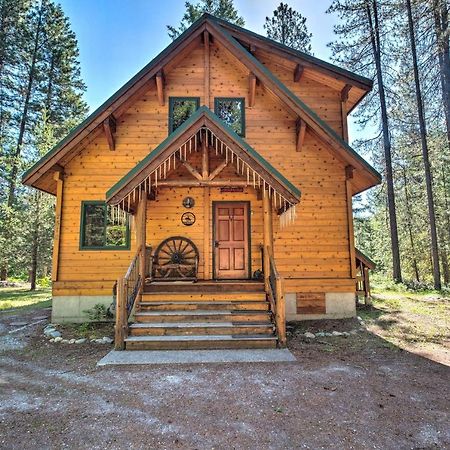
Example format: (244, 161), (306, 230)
(114, 245), (144, 350)
(264, 245), (286, 347)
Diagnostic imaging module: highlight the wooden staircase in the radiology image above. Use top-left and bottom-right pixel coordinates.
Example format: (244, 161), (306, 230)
(124, 281), (277, 350)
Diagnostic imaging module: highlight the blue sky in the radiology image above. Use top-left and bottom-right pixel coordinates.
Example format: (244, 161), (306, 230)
(58, 0), (365, 138)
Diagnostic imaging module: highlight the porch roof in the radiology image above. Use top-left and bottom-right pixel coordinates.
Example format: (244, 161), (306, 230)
(105, 106), (301, 208)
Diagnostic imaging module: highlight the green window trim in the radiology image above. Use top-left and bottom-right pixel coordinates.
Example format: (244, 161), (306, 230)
(79, 201), (131, 251)
(214, 97), (245, 137)
(168, 97), (200, 134)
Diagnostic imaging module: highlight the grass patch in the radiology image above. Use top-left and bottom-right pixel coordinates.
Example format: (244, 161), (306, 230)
(0, 286), (52, 312)
(359, 288), (450, 353)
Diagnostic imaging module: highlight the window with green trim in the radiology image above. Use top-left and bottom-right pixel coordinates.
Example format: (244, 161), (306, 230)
(169, 97), (200, 133)
(80, 201), (130, 250)
(214, 98), (245, 136)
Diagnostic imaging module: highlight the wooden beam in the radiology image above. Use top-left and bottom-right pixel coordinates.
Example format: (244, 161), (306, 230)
(296, 118), (306, 152)
(341, 84), (352, 102)
(51, 170), (63, 282)
(249, 44), (257, 55)
(248, 72), (257, 107)
(204, 30), (210, 108)
(180, 158), (203, 181)
(156, 70), (165, 106)
(102, 115), (116, 151)
(341, 84), (351, 142)
(345, 166), (357, 278)
(157, 180), (248, 187)
(201, 130), (209, 179)
(294, 63), (304, 82)
(203, 187), (211, 279)
(208, 160), (228, 180)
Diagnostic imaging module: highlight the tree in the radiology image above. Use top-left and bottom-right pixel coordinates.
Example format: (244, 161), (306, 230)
(0, 0), (87, 285)
(167, 0), (244, 40)
(328, 0), (403, 283)
(264, 2), (312, 53)
(405, 0), (441, 289)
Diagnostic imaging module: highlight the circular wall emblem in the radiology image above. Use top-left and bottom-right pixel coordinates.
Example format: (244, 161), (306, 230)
(182, 197), (195, 208)
(181, 212), (196, 226)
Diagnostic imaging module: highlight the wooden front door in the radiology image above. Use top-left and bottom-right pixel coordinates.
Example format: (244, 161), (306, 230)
(213, 202), (250, 279)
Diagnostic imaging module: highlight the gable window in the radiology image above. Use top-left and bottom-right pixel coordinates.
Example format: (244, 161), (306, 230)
(80, 201), (130, 250)
(214, 98), (245, 136)
(169, 97), (200, 133)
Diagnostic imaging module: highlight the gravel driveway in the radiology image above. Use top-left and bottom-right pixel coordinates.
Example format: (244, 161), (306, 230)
(0, 308), (449, 449)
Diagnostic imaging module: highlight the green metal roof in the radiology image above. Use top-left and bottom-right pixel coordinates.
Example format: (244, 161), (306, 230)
(106, 106), (301, 201)
(207, 13), (373, 89)
(23, 13), (380, 190)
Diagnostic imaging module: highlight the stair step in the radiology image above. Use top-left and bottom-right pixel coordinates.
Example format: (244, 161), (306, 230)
(125, 334), (277, 350)
(128, 321), (274, 336)
(141, 292), (266, 302)
(144, 281), (264, 293)
(138, 301), (269, 311)
(134, 311), (271, 323)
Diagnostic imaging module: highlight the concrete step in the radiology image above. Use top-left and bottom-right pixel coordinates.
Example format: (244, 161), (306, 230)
(138, 301), (269, 311)
(128, 321), (274, 336)
(125, 334), (278, 350)
(134, 311), (271, 323)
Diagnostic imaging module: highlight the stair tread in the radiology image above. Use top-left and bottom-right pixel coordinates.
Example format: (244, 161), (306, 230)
(135, 310), (269, 316)
(125, 334), (277, 342)
(139, 301), (266, 305)
(130, 321), (272, 328)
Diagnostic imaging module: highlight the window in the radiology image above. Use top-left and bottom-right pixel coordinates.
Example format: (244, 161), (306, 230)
(80, 201), (130, 250)
(169, 97), (200, 133)
(214, 98), (245, 136)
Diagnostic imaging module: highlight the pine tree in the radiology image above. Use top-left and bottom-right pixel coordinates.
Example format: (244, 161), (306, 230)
(264, 3), (312, 53)
(328, 0), (403, 283)
(167, 0), (244, 40)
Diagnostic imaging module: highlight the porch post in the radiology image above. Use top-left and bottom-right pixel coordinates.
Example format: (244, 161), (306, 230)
(136, 196), (147, 288)
(263, 192), (272, 291)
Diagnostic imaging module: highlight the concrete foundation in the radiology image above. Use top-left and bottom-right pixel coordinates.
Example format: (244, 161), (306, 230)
(285, 292), (356, 321)
(52, 296), (113, 323)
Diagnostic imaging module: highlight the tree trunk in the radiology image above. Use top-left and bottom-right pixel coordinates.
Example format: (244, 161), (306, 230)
(433, 0), (450, 148)
(406, 0), (441, 289)
(367, 0), (402, 282)
(402, 168), (420, 283)
(7, 3), (44, 207)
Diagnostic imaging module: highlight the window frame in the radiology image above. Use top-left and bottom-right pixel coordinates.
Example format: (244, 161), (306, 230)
(168, 96), (200, 134)
(79, 200), (131, 251)
(214, 97), (246, 137)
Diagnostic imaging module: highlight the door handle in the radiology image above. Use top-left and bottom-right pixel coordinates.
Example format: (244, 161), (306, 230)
(214, 241), (219, 248)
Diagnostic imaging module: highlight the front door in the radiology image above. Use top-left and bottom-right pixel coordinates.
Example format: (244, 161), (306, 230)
(213, 202), (250, 279)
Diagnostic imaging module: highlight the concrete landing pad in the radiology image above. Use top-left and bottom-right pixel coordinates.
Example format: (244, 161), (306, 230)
(97, 348), (296, 366)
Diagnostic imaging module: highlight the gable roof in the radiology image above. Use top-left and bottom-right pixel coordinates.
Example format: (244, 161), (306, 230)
(106, 106), (301, 206)
(355, 248), (376, 270)
(22, 13), (380, 197)
(209, 14), (373, 94)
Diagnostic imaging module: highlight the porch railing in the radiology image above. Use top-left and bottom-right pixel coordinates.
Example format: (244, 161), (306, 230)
(263, 245), (286, 346)
(114, 244), (147, 350)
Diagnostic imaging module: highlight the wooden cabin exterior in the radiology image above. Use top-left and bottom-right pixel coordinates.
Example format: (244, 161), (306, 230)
(23, 15), (381, 350)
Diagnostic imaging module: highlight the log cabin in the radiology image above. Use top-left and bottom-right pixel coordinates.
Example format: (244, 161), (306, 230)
(22, 14), (380, 350)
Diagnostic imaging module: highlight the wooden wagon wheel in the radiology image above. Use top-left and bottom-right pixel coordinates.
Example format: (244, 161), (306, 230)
(153, 236), (199, 279)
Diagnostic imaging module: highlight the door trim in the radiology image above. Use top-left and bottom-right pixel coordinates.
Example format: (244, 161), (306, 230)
(212, 201), (251, 280)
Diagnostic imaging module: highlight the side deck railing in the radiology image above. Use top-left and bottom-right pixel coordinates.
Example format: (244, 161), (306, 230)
(114, 244), (149, 350)
(263, 245), (286, 346)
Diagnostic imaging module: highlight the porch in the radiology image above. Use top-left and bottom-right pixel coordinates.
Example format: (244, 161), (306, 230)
(107, 108), (301, 350)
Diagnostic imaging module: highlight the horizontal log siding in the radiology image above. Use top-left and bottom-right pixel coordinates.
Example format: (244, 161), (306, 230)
(54, 40), (352, 297)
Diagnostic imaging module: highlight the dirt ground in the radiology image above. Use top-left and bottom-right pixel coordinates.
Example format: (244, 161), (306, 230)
(0, 307), (449, 450)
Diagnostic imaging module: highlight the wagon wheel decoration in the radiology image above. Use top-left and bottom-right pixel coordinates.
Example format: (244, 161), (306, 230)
(153, 236), (199, 279)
